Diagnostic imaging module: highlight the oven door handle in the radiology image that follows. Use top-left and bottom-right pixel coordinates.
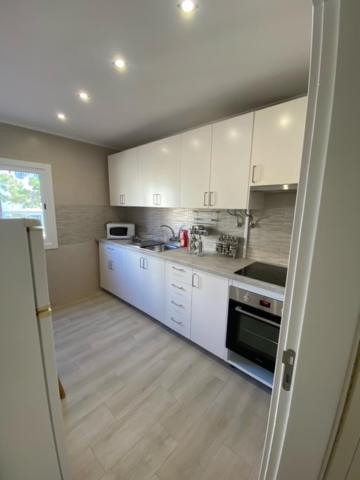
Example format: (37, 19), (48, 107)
(234, 306), (280, 328)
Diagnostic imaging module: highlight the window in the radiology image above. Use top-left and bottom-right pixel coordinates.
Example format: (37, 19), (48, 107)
(0, 158), (58, 249)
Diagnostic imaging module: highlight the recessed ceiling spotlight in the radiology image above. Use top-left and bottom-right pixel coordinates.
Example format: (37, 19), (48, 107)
(113, 57), (126, 71)
(178, 0), (197, 13)
(78, 90), (90, 102)
(57, 112), (67, 121)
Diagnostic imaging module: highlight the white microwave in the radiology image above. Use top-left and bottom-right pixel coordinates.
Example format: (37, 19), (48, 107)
(106, 223), (135, 239)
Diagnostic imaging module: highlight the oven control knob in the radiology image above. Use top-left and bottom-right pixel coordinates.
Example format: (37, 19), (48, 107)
(243, 292), (250, 303)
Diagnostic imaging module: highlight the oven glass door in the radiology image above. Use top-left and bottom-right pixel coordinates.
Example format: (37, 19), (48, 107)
(226, 300), (280, 372)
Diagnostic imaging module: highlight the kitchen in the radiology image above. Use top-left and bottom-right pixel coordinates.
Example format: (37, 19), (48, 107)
(1, 2), (359, 480)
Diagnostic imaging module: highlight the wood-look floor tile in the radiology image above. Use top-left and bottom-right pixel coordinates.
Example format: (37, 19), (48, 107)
(70, 447), (104, 480)
(110, 422), (177, 480)
(92, 409), (156, 471)
(54, 292), (270, 480)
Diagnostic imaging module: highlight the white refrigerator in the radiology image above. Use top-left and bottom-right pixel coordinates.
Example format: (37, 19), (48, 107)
(0, 219), (70, 480)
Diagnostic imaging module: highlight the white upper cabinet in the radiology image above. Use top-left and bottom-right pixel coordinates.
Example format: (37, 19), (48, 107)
(180, 125), (212, 209)
(108, 148), (141, 206)
(210, 113), (253, 209)
(250, 96), (308, 186)
(138, 135), (181, 207)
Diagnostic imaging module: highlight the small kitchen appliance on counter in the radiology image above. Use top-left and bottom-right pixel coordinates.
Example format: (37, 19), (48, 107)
(106, 223), (135, 239)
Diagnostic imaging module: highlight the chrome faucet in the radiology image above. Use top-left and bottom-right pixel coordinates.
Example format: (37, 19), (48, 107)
(160, 224), (177, 242)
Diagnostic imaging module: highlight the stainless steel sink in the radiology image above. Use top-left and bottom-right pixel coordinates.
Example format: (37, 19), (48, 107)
(143, 243), (180, 252)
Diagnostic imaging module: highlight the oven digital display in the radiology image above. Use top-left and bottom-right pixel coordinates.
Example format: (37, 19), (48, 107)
(259, 299), (271, 308)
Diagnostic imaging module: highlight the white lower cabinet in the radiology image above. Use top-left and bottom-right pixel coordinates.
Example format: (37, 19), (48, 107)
(99, 244), (165, 323)
(100, 245), (229, 360)
(99, 242), (122, 296)
(164, 262), (193, 338)
(190, 269), (229, 359)
(165, 261), (229, 359)
(140, 255), (166, 322)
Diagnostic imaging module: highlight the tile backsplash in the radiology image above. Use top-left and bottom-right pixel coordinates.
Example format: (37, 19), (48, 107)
(118, 192), (296, 267)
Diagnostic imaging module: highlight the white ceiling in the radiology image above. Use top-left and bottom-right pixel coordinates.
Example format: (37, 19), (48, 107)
(0, 0), (312, 150)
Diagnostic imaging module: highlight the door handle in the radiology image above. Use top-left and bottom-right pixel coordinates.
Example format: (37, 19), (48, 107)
(209, 191), (216, 207)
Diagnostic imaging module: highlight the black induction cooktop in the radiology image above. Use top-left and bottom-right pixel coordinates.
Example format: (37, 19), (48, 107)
(234, 262), (287, 287)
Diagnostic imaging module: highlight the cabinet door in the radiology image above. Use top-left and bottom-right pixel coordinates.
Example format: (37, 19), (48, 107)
(138, 135), (181, 207)
(141, 255), (165, 322)
(190, 270), (229, 359)
(120, 249), (143, 308)
(180, 125), (212, 208)
(250, 96), (308, 186)
(108, 148), (140, 206)
(99, 242), (118, 295)
(210, 113), (253, 209)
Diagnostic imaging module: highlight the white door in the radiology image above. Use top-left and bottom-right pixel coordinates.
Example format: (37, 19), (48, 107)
(261, 2), (360, 479)
(108, 148), (140, 206)
(210, 113), (253, 209)
(180, 125), (212, 208)
(190, 269), (229, 359)
(138, 135), (181, 207)
(140, 254), (165, 322)
(250, 96), (307, 186)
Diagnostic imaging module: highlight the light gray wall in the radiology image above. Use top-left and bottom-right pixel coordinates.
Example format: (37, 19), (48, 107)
(0, 122), (118, 307)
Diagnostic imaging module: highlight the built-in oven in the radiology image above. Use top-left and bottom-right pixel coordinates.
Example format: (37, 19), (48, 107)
(226, 286), (283, 372)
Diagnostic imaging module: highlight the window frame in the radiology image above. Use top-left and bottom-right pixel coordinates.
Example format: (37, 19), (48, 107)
(0, 157), (58, 249)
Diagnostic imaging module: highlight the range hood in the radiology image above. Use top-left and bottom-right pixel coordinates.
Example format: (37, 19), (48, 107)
(250, 183), (297, 192)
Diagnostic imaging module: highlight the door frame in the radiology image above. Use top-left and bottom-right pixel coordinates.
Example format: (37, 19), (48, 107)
(261, 0), (360, 478)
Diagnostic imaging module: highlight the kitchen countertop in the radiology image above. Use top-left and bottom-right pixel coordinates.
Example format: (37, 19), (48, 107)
(99, 239), (286, 300)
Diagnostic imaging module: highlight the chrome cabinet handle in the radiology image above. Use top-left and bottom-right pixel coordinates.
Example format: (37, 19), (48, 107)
(122, 194), (126, 205)
(157, 194), (161, 206)
(234, 306), (280, 328)
(153, 193), (157, 205)
(170, 317), (183, 326)
(143, 258), (148, 270)
(251, 165), (257, 184)
(203, 191), (209, 206)
(171, 283), (185, 291)
(209, 191), (216, 207)
(139, 258), (143, 269)
(172, 266), (186, 273)
(192, 273), (199, 288)
(171, 300), (184, 308)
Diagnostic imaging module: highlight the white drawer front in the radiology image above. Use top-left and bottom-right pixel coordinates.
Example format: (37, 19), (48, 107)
(166, 296), (191, 317)
(165, 303), (190, 338)
(166, 262), (193, 285)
